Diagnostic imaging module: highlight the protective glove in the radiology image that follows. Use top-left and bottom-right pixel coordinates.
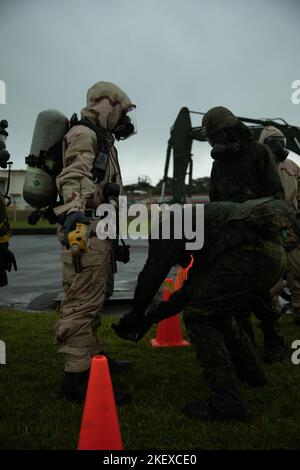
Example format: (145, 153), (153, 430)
(112, 304), (162, 343)
(0, 243), (17, 272)
(63, 211), (90, 248)
(115, 240), (130, 264)
(111, 311), (141, 341)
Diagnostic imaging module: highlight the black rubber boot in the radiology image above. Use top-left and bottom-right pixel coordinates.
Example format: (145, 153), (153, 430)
(61, 370), (89, 403)
(183, 389), (249, 421)
(113, 381), (131, 406)
(61, 370), (130, 405)
(99, 352), (132, 374)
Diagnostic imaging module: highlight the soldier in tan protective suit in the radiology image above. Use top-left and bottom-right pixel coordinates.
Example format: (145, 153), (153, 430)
(259, 126), (300, 325)
(54, 82), (136, 403)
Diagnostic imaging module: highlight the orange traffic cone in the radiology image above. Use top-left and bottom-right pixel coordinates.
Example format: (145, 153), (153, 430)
(150, 277), (190, 348)
(77, 355), (123, 450)
(174, 257), (194, 290)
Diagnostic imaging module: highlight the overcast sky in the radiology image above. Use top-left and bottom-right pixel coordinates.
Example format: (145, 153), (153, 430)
(1, 0), (299, 185)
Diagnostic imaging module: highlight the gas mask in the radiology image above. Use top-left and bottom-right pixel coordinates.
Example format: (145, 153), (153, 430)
(113, 106), (137, 141)
(207, 128), (241, 160)
(265, 136), (289, 163)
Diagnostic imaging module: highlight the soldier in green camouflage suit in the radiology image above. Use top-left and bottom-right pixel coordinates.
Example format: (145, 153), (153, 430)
(113, 198), (296, 419)
(203, 107), (286, 362)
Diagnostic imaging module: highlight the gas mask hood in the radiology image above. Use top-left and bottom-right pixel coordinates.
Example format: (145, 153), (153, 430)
(209, 128), (241, 160)
(211, 142), (241, 160)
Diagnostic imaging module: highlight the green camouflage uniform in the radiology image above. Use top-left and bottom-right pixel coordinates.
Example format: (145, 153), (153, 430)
(165, 200), (291, 416)
(204, 107), (285, 354)
(183, 240), (286, 407)
(116, 199), (296, 418)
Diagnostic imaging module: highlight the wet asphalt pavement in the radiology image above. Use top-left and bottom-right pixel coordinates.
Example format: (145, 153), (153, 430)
(0, 236), (149, 312)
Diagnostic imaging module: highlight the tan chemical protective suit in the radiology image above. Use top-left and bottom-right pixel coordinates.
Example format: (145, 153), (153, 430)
(54, 82), (134, 372)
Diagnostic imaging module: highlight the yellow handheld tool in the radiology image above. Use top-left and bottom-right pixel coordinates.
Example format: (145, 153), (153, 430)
(0, 220), (10, 244)
(68, 223), (89, 273)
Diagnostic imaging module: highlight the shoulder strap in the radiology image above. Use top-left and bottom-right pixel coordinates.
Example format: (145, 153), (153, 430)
(70, 114), (110, 183)
(76, 116), (107, 151)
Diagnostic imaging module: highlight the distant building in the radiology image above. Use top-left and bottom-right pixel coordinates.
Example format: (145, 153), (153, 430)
(125, 190), (209, 205)
(152, 194), (209, 204)
(0, 170), (210, 211)
(0, 169), (29, 210)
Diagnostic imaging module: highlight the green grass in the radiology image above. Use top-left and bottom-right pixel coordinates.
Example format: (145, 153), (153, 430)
(9, 219), (55, 229)
(0, 309), (300, 450)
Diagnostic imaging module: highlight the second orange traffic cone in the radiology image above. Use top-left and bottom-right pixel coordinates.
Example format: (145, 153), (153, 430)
(150, 277), (190, 348)
(77, 355), (123, 450)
